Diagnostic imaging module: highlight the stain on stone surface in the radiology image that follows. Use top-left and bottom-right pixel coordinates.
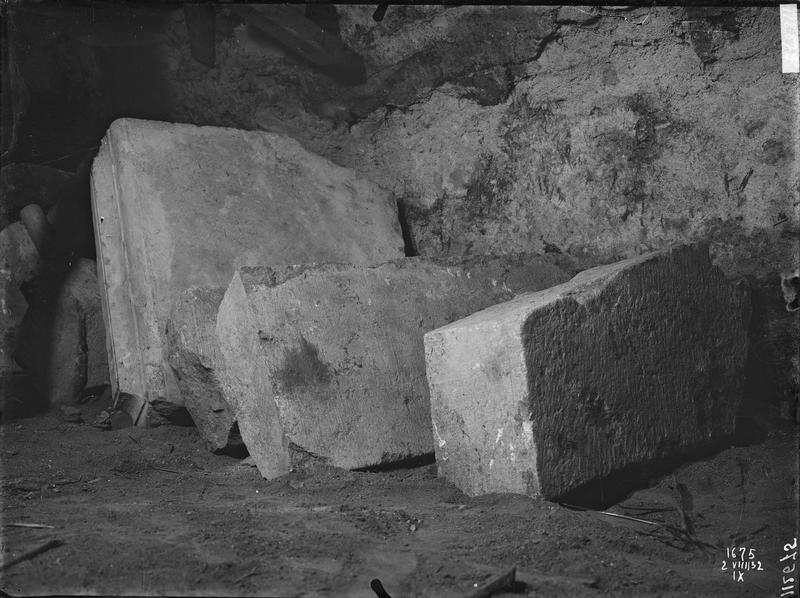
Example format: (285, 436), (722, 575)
(682, 8), (739, 65)
(743, 119), (766, 138)
(583, 387), (609, 425)
(624, 93), (666, 165)
(345, 7), (556, 118)
(462, 154), (514, 219)
(454, 64), (518, 107)
(761, 139), (788, 165)
(600, 63), (619, 87)
(662, 215), (690, 233)
(275, 336), (333, 391)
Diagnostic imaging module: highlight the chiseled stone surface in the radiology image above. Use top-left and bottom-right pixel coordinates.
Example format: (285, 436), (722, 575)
(0, 221), (41, 288)
(166, 287), (242, 453)
(216, 254), (573, 479)
(424, 244), (751, 500)
(90, 118), (404, 424)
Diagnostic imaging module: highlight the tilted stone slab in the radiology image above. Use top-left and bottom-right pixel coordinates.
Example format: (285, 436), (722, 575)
(424, 244), (751, 500)
(15, 259), (105, 408)
(216, 254), (573, 479)
(166, 287), (243, 453)
(90, 118), (403, 424)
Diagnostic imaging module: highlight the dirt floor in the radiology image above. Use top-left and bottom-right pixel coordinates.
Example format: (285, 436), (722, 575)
(0, 394), (797, 598)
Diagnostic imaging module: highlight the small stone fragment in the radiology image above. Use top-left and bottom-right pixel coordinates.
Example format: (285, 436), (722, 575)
(166, 287), (242, 452)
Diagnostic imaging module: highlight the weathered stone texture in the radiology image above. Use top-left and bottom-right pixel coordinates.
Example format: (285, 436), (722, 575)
(425, 244), (750, 499)
(85, 306), (109, 390)
(166, 287), (242, 453)
(216, 254), (572, 479)
(90, 118), (404, 424)
(0, 221), (41, 288)
(15, 259), (107, 407)
(19, 204), (49, 254)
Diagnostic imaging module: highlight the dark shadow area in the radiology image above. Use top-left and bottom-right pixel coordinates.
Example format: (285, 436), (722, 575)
(355, 452), (436, 473)
(0, 373), (46, 422)
(214, 423), (250, 459)
(736, 274), (799, 437)
(3, 1), (177, 415)
(556, 437), (735, 510)
(560, 276), (798, 510)
(396, 198), (420, 257)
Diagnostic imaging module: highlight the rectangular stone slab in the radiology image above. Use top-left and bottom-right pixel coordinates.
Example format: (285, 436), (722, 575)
(424, 244), (751, 500)
(215, 254), (573, 479)
(90, 118), (404, 425)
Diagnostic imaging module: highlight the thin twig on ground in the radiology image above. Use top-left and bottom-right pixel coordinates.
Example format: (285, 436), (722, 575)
(0, 539), (64, 572)
(561, 502), (717, 553)
(234, 568), (258, 584)
(466, 566), (516, 598)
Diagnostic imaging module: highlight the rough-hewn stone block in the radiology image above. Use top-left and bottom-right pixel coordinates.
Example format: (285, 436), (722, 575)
(216, 254), (573, 479)
(424, 244), (750, 499)
(0, 221), (41, 287)
(15, 259), (106, 407)
(166, 287), (243, 453)
(90, 118), (404, 424)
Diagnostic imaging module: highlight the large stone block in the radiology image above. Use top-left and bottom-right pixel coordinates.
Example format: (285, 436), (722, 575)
(90, 118), (404, 425)
(216, 254), (573, 479)
(424, 244), (751, 500)
(166, 287), (243, 453)
(15, 259), (106, 408)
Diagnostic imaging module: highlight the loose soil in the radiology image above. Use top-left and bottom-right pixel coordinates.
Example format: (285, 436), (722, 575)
(0, 400), (797, 597)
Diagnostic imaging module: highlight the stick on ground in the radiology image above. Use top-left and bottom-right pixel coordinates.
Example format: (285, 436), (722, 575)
(0, 539), (64, 572)
(466, 566), (516, 598)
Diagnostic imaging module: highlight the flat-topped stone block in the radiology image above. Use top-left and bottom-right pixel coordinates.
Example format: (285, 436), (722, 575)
(216, 254), (573, 479)
(90, 118), (403, 424)
(424, 244), (750, 499)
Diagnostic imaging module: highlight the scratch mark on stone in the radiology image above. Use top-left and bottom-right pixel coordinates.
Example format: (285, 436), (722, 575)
(738, 168), (753, 192)
(432, 421), (447, 448)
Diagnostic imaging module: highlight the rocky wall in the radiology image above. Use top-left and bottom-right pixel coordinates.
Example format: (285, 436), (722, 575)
(3, 4), (797, 422)
(159, 5), (798, 279)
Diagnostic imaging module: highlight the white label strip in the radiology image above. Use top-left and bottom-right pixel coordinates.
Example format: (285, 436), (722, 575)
(780, 4), (799, 73)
